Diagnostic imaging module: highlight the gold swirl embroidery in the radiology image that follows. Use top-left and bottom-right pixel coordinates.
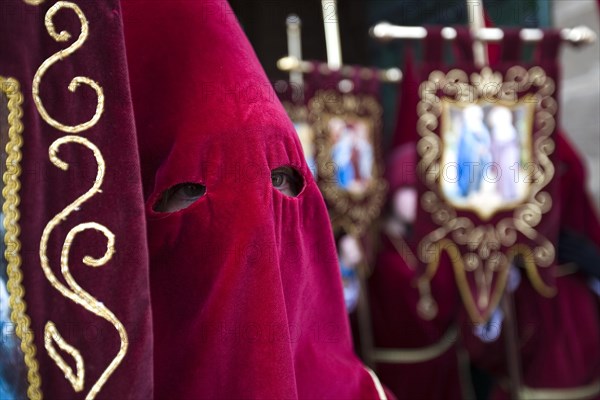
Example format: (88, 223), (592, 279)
(23, 0), (45, 4)
(507, 244), (554, 298)
(39, 136), (127, 400)
(32, 1), (105, 133)
(423, 239), (509, 324)
(44, 322), (85, 391)
(2, 76), (43, 400)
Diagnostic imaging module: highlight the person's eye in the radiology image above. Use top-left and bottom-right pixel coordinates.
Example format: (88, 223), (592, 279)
(178, 184), (205, 199)
(272, 173), (285, 187)
(271, 167), (303, 197)
(154, 182), (206, 212)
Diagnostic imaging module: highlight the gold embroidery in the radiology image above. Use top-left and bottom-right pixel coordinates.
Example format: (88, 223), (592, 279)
(22, 0), (45, 4)
(371, 325), (457, 363)
(32, 1), (105, 133)
(424, 239), (508, 323)
(416, 67), (557, 323)
(1, 76), (43, 400)
(44, 322), (84, 391)
(517, 379), (600, 400)
(39, 136), (127, 400)
(309, 90), (387, 236)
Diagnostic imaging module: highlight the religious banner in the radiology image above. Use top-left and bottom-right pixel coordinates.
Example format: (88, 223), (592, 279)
(414, 28), (562, 323)
(305, 64), (388, 237)
(0, 1), (153, 398)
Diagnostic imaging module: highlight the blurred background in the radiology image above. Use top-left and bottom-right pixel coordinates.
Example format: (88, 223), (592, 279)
(554, 0), (600, 205)
(229, 0), (600, 206)
(228, 3), (600, 399)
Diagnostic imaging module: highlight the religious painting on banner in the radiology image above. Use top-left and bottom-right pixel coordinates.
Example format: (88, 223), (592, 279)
(306, 64), (387, 237)
(439, 97), (535, 218)
(414, 28), (562, 323)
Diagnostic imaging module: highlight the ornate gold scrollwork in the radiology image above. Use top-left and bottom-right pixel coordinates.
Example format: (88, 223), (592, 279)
(44, 322), (85, 391)
(39, 136), (127, 400)
(32, 1), (105, 133)
(417, 67), (557, 323)
(309, 90), (388, 236)
(26, 1), (128, 397)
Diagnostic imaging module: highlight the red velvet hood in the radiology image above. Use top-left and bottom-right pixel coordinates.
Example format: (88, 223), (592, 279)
(122, 1), (385, 398)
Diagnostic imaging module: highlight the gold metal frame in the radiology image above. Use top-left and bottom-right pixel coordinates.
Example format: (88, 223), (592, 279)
(309, 90), (387, 236)
(416, 66), (557, 323)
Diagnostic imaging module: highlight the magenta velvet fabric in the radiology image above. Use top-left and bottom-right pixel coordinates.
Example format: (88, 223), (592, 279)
(1, 0), (153, 398)
(122, 0), (387, 398)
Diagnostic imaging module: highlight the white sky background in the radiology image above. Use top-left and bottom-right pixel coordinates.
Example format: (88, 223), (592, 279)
(554, 0), (600, 207)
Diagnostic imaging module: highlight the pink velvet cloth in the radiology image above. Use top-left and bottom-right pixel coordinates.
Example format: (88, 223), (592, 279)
(122, 1), (387, 398)
(370, 144), (464, 399)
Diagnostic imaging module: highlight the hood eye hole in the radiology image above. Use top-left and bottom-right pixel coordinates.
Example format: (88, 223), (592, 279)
(271, 167), (303, 197)
(153, 182), (206, 212)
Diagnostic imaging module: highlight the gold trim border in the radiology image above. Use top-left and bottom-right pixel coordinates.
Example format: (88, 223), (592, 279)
(2, 76), (43, 399)
(32, 1), (105, 134)
(39, 136), (128, 400)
